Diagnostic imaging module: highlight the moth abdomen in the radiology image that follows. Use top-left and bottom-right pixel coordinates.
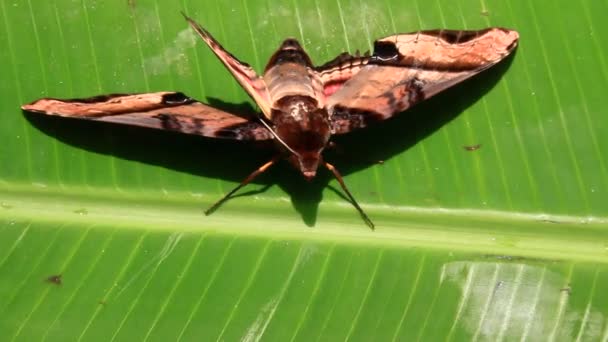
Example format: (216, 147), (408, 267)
(265, 38), (313, 70)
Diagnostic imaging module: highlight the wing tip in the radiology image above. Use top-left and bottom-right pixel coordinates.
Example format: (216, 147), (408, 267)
(21, 99), (50, 113)
(489, 27), (519, 52)
(21, 102), (35, 111)
(180, 11), (198, 27)
(181, 11), (213, 38)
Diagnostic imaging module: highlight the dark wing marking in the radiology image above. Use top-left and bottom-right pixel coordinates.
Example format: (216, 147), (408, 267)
(182, 13), (272, 119)
(21, 92), (273, 140)
(325, 28), (519, 134)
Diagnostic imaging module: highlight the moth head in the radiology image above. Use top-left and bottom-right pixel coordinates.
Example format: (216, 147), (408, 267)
(289, 151), (323, 181)
(281, 126), (329, 181)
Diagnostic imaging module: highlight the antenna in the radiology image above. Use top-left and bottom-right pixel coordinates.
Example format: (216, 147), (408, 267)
(257, 118), (300, 156)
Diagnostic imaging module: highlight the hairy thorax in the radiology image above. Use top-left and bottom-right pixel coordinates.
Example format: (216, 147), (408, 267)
(271, 96), (331, 179)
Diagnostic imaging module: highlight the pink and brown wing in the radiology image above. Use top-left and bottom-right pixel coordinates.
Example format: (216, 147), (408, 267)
(21, 92), (273, 140)
(320, 28), (519, 134)
(183, 14), (272, 118)
(314, 51), (371, 98)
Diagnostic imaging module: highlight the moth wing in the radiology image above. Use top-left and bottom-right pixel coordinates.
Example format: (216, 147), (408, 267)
(22, 92), (273, 140)
(314, 51), (371, 98)
(183, 14), (273, 119)
(324, 28), (519, 134)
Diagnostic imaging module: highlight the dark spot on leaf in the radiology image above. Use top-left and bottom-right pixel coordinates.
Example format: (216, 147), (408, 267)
(74, 208), (88, 215)
(541, 219), (562, 224)
(46, 274), (62, 285)
(463, 144), (482, 151)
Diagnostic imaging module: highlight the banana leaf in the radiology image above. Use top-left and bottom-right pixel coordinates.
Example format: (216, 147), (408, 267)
(1, 0), (607, 340)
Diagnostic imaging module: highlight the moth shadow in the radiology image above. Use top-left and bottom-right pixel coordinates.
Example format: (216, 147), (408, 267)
(23, 106), (274, 186)
(205, 97), (257, 120)
(23, 55), (514, 228)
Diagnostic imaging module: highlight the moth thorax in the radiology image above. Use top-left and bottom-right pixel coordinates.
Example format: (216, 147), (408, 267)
(272, 96), (331, 179)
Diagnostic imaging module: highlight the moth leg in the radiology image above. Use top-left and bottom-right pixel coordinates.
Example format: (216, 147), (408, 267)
(205, 156), (280, 215)
(324, 162), (375, 230)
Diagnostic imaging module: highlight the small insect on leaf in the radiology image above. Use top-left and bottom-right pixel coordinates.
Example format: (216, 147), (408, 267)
(21, 14), (518, 229)
(463, 144), (482, 151)
(46, 274), (62, 285)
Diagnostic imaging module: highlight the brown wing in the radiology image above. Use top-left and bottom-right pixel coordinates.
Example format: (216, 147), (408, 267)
(21, 92), (273, 140)
(182, 13), (273, 119)
(321, 28), (519, 134)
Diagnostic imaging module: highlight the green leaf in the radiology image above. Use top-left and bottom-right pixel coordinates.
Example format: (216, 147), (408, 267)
(1, 0), (608, 340)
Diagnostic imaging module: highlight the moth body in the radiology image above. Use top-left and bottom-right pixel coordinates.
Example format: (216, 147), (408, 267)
(272, 95), (331, 180)
(264, 38), (331, 179)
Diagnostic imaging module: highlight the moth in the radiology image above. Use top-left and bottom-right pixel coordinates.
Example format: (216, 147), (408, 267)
(22, 14), (519, 229)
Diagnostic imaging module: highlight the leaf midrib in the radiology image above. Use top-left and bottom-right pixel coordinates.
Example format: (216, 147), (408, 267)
(1, 183), (607, 264)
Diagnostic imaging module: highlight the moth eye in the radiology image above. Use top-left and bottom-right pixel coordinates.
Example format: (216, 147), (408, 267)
(162, 92), (193, 105)
(372, 41), (399, 62)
